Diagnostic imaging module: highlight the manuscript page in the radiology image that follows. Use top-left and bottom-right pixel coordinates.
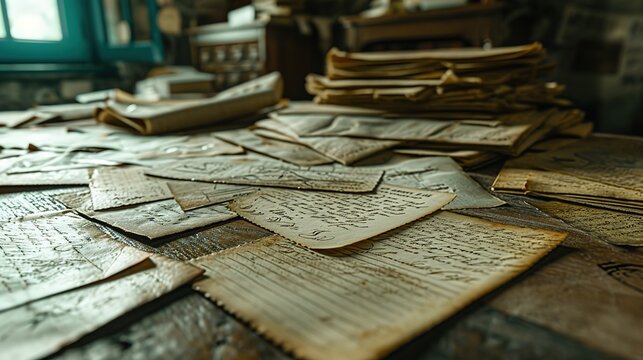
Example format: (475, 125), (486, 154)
(0, 213), (149, 311)
(90, 168), (173, 210)
(0, 255), (201, 360)
(533, 201), (643, 246)
(56, 191), (236, 240)
(146, 156), (383, 193)
(229, 185), (455, 249)
(193, 211), (566, 360)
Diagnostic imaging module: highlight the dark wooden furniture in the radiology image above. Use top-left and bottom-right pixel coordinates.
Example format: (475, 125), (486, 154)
(190, 18), (321, 99)
(340, 2), (504, 52)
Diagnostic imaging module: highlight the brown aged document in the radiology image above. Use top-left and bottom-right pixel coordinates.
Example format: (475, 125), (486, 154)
(193, 211), (567, 360)
(146, 156), (383, 193)
(0, 213), (149, 311)
(229, 185), (455, 249)
(56, 191), (237, 239)
(167, 180), (257, 211)
(0, 255), (201, 360)
(533, 201), (643, 246)
(89, 167), (173, 210)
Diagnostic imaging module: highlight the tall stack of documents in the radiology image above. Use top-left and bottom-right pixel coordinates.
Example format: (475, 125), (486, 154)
(290, 43), (592, 164)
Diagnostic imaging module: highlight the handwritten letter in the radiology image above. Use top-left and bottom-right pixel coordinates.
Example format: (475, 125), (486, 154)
(90, 167), (173, 210)
(0, 214), (149, 311)
(229, 185), (455, 249)
(193, 211), (567, 360)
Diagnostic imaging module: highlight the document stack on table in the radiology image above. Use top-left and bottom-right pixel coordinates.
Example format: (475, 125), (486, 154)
(276, 43), (594, 167)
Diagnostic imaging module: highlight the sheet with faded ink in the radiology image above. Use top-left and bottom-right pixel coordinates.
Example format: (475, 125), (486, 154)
(135, 134), (244, 160)
(145, 156), (384, 193)
(229, 185), (455, 249)
(300, 115), (451, 141)
(0, 255), (202, 360)
(192, 211), (567, 360)
(214, 128), (334, 166)
(254, 118), (400, 165)
(532, 201), (643, 246)
(167, 180), (257, 211)
(0, 213), (149, 312)
(89, 167), (173, 210)
(0, 169), (89, 187)
(525, 136), (643, 191)
(357, 157), (505, 210)
(0, 188), (80, 222)
(56, 191), (237, 240)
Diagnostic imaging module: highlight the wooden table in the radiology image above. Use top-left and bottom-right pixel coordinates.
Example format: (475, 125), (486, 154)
(6, 160), (640, 360)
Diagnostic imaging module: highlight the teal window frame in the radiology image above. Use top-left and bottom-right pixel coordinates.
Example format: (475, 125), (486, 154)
(0, 0), (163, 65)
(89, 0), (164, 63)
(0, 0), (93, 63)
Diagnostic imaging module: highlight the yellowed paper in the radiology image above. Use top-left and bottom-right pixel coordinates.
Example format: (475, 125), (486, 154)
(90, 167), (173, 210)
(298, 115), (451, 141)
(168, 180), (257, 211)
(0, 213), (149, 311)
(532, 201), (643, 246)
(253, 125), (399, 165)
(96, 72), (283, 135)
(146, 156), (384, 193)
(192, 211), (566, 360)
(56, 191), (237, 240)
(526, 137), (643, 191)
(136, 134), (244, 159)
(0, 255), (201, 360)
(365, 157), (505, 210)
(229, 185), (455, 249)
(0, 169), (89, 187)
(214, 128), (334, 166)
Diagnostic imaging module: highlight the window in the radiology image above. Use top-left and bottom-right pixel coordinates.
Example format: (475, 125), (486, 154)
(0, 0), (162, 64)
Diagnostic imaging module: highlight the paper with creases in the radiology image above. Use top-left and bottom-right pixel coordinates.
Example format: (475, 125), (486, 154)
(168, 180), (257, 211)
(0, 213), (149, 312)
(0, 169), (89, 187)
(364, 157), (505, 210)
(229, 185), (455, 249)
(255, 117), (400, 165)
(146, 156), (384, 193)
(214, 128), (333, 166)
(300, 115), (451, 141)
(0, 255), (202, 360)
(533, 201), (643, 246)
(89, 167), (173, 210)
(56, 191), (237, 239)
(192, 211), (567, 360)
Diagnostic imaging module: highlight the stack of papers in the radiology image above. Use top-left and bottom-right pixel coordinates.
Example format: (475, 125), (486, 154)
(492, 136), (643, 216)
(288, 43), (592, 164)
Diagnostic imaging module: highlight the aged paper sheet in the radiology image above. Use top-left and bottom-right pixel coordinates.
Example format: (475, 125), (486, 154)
(214, 128), (334, 166)
(146, 156), (384, 193)
(193, 211), (567, 360)
(0, 188), (77, 222)
(366, 157), (505, 210)
(0, 214), (149, 311)
(56, 191), (237, 239)
(255, 118), (400, 165)
(168, 180), (257, 211)
(136, 134), (244, 160)
(525, 137), (643, 191)
(90, 167), (173, 210)
(0, 255), (201, 360)
(532, 201), (643, 246)
(0, 169), (89, 187)
(229, 185), (455, 249)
